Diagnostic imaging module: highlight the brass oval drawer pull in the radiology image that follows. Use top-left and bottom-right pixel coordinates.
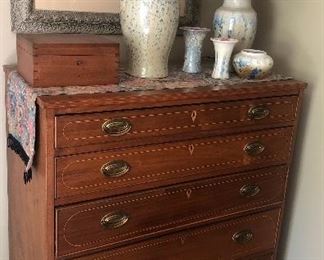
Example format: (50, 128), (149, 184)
(232, 230), (254, 244)
(248, 106), (270, 120)
(101, 211), (129, 229)
(244, 141), (265, 156)
(240, 184), (261, 198)
(101, 160), (131, 178)
(102, 119), (132, 136)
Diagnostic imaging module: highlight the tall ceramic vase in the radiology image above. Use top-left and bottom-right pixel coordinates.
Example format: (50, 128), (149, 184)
(120, 0), (180, 79)
(213, 0), (257, 53)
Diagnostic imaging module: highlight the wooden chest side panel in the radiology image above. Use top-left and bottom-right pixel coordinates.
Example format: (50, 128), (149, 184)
(17, 41), (35, 86)
(7, 109), (56, 260)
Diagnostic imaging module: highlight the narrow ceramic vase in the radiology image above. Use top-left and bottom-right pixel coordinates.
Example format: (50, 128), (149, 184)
(233, 49), (274, 79)
(213, 0), (257, 53)
(211, 38), (238, 80)
(120, 0), (180, 79)
(180, 27), (210, 74)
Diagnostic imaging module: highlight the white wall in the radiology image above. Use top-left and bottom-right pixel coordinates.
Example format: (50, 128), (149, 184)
(0, 1), (323, 260)
(0, 0), (16, 259)
(253, 1), (324, 259)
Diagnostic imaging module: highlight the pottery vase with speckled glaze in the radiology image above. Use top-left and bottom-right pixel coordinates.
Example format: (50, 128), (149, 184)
(120, 0), (180, 79)
(211, 38), (238, 80)
(181, 27), (210, 74)
(233, 49), (274, 79)
(213, 0), (257, 53)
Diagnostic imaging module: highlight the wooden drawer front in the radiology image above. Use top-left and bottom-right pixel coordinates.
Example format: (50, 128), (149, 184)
(34, 54), (119, 87)
(72, 209), (281, 260)
(55, 96), (298, 149)
(56, 167), (286, 257)
(56, 128), (293, 201)
(237, 253), (275, 260)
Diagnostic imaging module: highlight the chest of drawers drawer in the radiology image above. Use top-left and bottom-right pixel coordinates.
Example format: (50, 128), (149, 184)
(56, 166), (286, 257)
(56, 127), (293, 203)
(71, 209), (281, 260)
(55, 96), (298, 150)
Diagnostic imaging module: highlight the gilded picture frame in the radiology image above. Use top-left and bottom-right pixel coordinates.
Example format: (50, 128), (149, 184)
(10, 0), (200, 34)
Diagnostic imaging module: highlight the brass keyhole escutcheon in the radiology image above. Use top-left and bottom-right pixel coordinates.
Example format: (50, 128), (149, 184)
(191, 110), (198, 123)
(76, 60), (83, 66)
(188, 144), (195, 155)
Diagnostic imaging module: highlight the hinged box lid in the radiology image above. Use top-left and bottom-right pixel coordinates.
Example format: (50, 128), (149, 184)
(17, 34), (119, 56)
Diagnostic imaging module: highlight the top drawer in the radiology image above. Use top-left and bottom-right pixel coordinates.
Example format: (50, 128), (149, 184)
(55, 96), (298, 149)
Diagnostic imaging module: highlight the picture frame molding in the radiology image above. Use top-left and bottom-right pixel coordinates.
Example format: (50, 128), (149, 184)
(11, 0), (200, 34)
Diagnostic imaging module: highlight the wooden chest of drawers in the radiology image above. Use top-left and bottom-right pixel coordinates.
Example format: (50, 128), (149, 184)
(5, 71), (305, 260)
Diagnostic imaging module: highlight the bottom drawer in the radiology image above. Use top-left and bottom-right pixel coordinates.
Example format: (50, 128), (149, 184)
(236, 252), (275, 260)
(75, 209), (281, 260)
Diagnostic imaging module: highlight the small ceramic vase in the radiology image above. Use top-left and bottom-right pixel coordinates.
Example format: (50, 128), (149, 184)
(213, 0), (257, 53)
(180, 27), (210, 74)
(211, 38), (238, 80)
(233, 49), (274, 79)
(120, 0), (179, 79)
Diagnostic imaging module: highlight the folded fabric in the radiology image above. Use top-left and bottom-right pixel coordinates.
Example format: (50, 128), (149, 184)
(6, 69), (292, 184)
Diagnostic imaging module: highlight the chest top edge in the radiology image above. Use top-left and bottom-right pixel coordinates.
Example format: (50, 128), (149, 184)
(36, 80), (306, 114)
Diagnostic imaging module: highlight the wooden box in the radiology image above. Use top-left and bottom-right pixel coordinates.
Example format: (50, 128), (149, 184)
(17, 34), (119, 87)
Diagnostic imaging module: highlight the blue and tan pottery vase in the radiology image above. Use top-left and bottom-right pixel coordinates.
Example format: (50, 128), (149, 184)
(211, 38), (238, 80)
(180, 27), (210, 74)
(233, 49), (274, 79)
(120, 0), (180, 79)
(213, 0), (257, 53)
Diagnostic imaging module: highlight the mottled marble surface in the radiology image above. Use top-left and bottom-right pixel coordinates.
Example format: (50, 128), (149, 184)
(120, 65), (291, 90)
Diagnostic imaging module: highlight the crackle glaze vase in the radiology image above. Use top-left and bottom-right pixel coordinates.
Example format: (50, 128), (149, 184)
(181, 27), (210, 74)
(211, 38), (238, 80)
(233, 49), (274, 79)
(213, 0), (257, 53)
(120, 0), (180, 79)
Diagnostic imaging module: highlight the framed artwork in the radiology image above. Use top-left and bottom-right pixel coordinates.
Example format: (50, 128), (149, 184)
(11, 0), (200, 34)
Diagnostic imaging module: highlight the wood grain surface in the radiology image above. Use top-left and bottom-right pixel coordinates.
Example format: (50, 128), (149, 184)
(55, 128), (293, 204)
(4, 65), (306, 260)
(55, 96), (298, 149)
(17, 34), (120, 87)
(72, 209), (281, 260)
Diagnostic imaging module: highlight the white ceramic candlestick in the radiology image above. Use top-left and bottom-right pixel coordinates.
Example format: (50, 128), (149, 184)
(211, 38), (238, 79)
